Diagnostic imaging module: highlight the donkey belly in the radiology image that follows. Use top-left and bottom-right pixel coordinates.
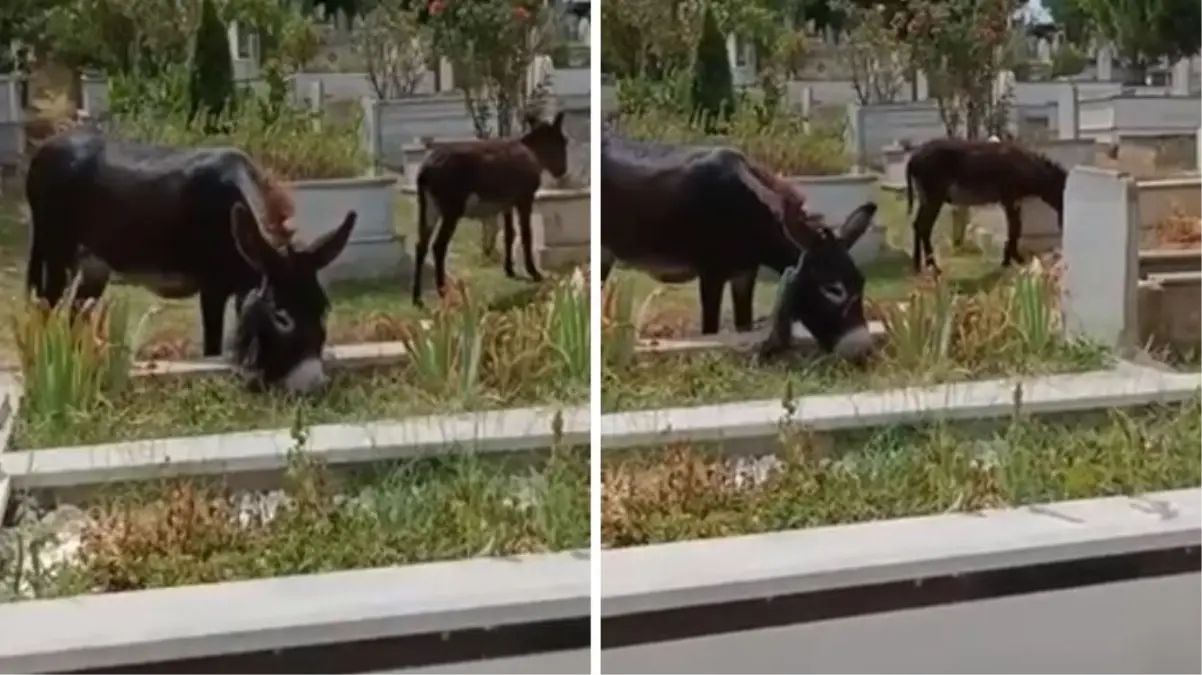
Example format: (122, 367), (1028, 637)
(462, 195), (511, 220)
(945, 183), (998, 207)
(623, 257), (699, 284)
(119, 272), (202, 299)
(77, 236), (203, 299)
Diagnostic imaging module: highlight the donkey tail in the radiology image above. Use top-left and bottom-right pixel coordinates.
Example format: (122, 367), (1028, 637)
(905, 162), (915, 216)
(416, 175), (433, 242)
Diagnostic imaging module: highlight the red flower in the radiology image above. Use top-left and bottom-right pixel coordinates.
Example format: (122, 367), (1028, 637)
(429, 0), (446, 16)
(514, 5), (530, 20)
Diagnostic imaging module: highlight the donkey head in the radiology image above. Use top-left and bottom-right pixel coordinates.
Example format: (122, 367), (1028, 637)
(522, 111), (569, 179)
(780, 202), (878, 361)
(229, 203), (356, 395)
(1039, 158), (1069, 229)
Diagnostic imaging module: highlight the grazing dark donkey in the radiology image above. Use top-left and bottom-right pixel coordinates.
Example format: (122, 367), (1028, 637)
(601, 134), (877, 361)
(412, 112), (570, 306)
(25, 128), (357, 394)
(905, 137), (1068, 273)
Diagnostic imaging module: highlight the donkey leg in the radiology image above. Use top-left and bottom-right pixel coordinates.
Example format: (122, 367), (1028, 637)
(516, 202), (544, 283)
(430, 210), (463, 299)
(698, 272), (726, 335)
(911, 201), (944, 274)
(199, 286), (229, 358)
(502, 210), (518, 279)
(1001, 201), (1026, 267)
(729, 270), (757, 333)
(599, 248), (615, 284)
(411, 192), (440, 307)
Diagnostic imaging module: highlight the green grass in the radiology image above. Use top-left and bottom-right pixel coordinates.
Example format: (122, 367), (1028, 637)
(10, 360), (588, 449)
(10, 275), (590, 449)
(0, 194), (537, 365)
(1, 447), (588, 601)
(601, 340), (1109, 413)
(600, 402), (1202, 548)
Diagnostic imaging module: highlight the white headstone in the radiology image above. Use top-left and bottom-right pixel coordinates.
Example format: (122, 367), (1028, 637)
(1061, 167), (1140, 350)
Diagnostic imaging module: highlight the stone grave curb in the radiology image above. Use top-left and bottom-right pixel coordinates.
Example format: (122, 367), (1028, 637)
(598, 367), (1202, 452)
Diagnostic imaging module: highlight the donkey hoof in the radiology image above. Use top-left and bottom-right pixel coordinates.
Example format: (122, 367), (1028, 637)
(528, 271), (545, 283)
(504, 266), (518, 279)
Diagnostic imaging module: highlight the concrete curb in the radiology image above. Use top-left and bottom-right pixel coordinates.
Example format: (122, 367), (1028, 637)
(601, 488), (1200, 615)
(598, 367), (1202, 451)
(1, 404), (588, 490)
(0, 549), (590, 674)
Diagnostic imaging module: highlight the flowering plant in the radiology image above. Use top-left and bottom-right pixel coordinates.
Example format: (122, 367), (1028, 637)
(426, 0), (555, 137)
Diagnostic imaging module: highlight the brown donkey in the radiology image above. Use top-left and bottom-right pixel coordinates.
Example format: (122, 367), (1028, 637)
(412, 112), (570, 306)
(905, 138), (1067, 273)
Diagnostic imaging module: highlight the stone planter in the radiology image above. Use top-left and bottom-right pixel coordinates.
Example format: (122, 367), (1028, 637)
(492, 187), (591, 272)
(398, 185), (591, 273)
(533, 187), (590, 271)
(400, 142), (428, 186)
(973, 198), (1062, 256)
(287, 176), (404, 284)
(784, 173), (884, 268)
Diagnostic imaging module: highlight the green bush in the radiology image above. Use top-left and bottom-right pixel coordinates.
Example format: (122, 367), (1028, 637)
(618, 103), (850, 176)
(189, 0), (236, 126)
(111, 85), (369, 180)
(690, 6), (735, 131)
(1050, 44), (1089, 79)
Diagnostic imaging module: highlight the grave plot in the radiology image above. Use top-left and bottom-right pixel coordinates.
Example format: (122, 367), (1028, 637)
(601, 400), (1199, 547)
(0, 272), (588, 656)
(602, 262), (1111, 414)
(2, 444), (587, 600)
(6, 276), (588, 451)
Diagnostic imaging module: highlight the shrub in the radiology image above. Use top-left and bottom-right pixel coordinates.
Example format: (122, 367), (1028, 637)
(112, 99), (368, 180)
(9, 283), (151, 425)
(545, 269), (590, 382)
(399, 274), (591, 405)
(1050, 44), (1088, 79)
(873, 259), (1096, 373)
(189, 0), (236, 126)
(618, 105), (850, 176)
(690, 7), (735, 131)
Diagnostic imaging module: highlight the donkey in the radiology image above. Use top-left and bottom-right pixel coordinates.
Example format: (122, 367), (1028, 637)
(412, 112), (570, 306)
(25, 128), (356, 394)
(905, 137), (1068, 273)
(601, 134), (877, 361)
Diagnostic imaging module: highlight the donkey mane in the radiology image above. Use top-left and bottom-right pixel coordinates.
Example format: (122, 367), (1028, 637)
(249, 165), (297, 246)
(1025, 147), (1068, 182)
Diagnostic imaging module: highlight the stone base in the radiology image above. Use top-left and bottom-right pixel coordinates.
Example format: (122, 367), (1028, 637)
(974, 200), (1062, 256)
(318, 234), (411, 285)
(538, 245), (589, 272)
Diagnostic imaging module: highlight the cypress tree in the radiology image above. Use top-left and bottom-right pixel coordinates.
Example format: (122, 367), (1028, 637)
(189, 0), (236, 128)
(690, 6), (735, 133)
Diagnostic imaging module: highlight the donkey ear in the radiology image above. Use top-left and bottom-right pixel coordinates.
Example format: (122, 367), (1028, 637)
(302, 210), (357, 271)
(552, 111), (564, 131)
(230, 202), (280, 273)
(836, 202), (878, 249)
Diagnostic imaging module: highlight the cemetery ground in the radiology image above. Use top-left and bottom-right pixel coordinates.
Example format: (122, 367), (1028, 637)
(1, 185), (590, 602)
(601, 190), (1113, 414)
(0, 191), (533, 365)
(601, 401), (1201, 548)
(0, 186), (589, 449)
(600, 187), (1200, 552)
